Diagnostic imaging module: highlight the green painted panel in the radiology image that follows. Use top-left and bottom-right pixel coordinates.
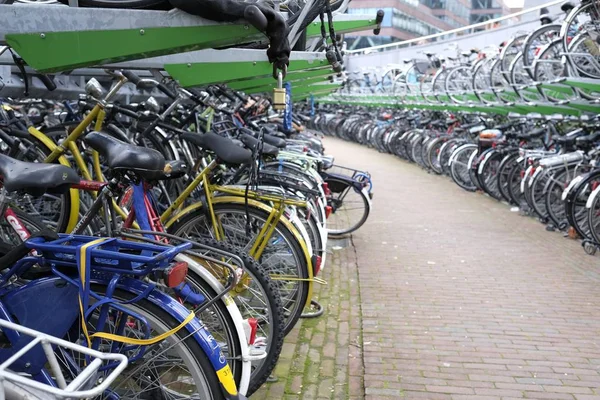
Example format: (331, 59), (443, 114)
(293, 89), (338, 101)
(291, 84), (341, 96)
(245, 77), (338, 94)
(563, 79), (600, 92)
(228, 68), (333, 90)
(7, 25), (264, 73)
(540, 83), (576, 95)
(306, 19), (377, 37)
(166, 59), (329, 87)
(567, 102), (600, 113)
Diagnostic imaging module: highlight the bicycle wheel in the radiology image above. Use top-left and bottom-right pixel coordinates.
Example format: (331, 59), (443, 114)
(507, 160), (526, 207)
(325, 176), (370, 236)
(426, 137), (446, 174)
(496, 152), (519, 204)
(0, 206), (47, 246)
(587, 185), (600, 244)
(545, 169), (575, 230)
(168, 203), (310, 336)
(67, 285), (226, 399)
(181, 238), (284, 396)
(528, 168), (550, 220)
(7, 131), (75, 233)
(478, 149), (504, 201)
(450, 144), (478, 191)
(566, 171), (600, 239)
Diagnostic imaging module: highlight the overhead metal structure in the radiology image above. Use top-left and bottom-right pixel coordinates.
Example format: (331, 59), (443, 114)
(0, 4), (379, 100)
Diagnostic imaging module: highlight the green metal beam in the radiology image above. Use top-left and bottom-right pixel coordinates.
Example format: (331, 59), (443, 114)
(306, 17), (378, 37)
(228, 68), (334, 91)
(8, 25), (265, 74)
(291, 84), (341, 97)
(293, 89), (338, 102)
(166, 59), (329, 87)
(245, 78), (339, 94)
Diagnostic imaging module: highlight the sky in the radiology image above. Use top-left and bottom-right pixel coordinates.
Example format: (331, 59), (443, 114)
(504, 0), (525, 7)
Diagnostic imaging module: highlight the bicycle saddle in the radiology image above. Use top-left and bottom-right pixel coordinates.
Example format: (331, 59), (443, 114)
(84, 131), (166, 180)
(576, 131), (600, 144)
(518, 127), (547, 140)
(239, 134), (279, 157)
(263, 133), (287, 149)
(554, 129), (586, 146)
(0, 154), (79, 195)
(180, 132), (252, 165)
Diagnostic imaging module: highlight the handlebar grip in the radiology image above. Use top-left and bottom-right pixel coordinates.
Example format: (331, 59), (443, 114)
(233, 90), (247, 103)
(373, 9), (384, 35)
(244, 5), (268, 32)
(38, 74), (56, 91)
(326, 50), (342, 73)
(122, 70), (142, 85)
(157, 82), (177, 100)
(217, 85), (237, 103)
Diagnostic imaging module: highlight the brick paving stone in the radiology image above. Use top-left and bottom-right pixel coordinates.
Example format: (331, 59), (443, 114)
(322, 137), (600, 400)
(253, 137), (600, 399)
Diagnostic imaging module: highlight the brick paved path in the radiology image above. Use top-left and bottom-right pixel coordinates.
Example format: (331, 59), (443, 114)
(257, 136), (600, 400)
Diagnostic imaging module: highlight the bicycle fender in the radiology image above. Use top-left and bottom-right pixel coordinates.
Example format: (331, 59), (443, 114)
(521, 166), (534, 193)
(113, 277), (241, 398)
(562, 175), (584, 201)
(175, 253), (251, 395)
(586, 184), (600, 209)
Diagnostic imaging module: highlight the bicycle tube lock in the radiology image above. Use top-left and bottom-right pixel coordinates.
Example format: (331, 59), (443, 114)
(373, 9), (385, 35)
(272, 70), (286, 111)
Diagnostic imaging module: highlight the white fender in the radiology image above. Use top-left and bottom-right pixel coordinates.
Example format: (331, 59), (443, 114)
(586, 184), (600, 209)
(562, 175), (584, 201)
(175, 253), (252, 395)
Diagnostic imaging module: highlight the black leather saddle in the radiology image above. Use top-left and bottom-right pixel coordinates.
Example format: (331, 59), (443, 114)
(0, 154), (79, 195)
(180, 132), (252, 165)
(239, 134), (279, 157)
(263, 133), (287, 149)
(84, 131), (166, 180)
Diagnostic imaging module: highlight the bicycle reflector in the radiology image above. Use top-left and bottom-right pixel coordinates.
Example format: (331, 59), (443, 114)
(322, 182), (331, 196)
(325, 205), (333, 219)
(248, 318), (257, 345)
(163, 261), (188, 288)
(312, 255), (322, 276)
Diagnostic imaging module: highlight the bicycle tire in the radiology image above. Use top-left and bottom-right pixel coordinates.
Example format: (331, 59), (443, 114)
(167, 202), (310, 336)
(478, 149), (504, 201)
(182, 237), (284, 396)
(450, 144), (477, 191)
(496, 152), (519, 204)
(325, 176), (370, 236)
(8, 131), (74, 234)
(81, 285), (226, 399)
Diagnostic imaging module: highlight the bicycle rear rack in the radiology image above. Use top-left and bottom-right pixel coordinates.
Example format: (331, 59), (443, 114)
(0, 319), (127, 400)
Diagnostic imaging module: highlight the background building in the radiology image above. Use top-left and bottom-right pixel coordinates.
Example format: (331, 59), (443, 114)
(346, 0), (511, 50)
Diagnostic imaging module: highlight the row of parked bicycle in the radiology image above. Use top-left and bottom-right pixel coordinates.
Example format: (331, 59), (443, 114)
(0, 70), (372, 399)
(343, 0), (600, 106)
(309, 102), (600, 254)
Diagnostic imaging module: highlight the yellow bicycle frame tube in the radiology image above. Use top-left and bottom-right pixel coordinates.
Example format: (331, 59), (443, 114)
(164, 196), (315, 308)
(27, 126), (81, 233)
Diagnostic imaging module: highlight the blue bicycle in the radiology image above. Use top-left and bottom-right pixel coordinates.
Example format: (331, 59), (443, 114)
(0, 155), (244, 399)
